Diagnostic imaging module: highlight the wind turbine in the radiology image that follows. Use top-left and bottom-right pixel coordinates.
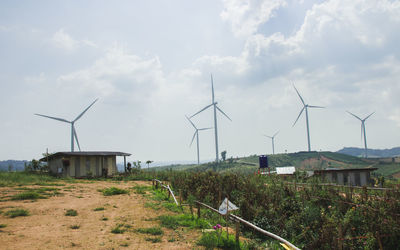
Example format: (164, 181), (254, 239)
(190, 74), (231, 162)
(264, 131), (279, 154)
(185, 115), (212, 165)
(35, 98), (98, 152)
(292, 85), (324, 152)
(347, 111), (374, 158)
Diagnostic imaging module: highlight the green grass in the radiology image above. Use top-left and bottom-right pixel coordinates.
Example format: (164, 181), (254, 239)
(162, 203), (181, 213)
(145, 237), (162, 243)
(197, 230), (247, 250)
(99, 187), (129, 196)
(131, 185), (151, 194)
(111, 226), (125, 234)
(0, 172), (58, 187)
(11, 191), (44, 200)
(93, 207), (105, 211)
(70, 225), (80, 229)
(158, 214), (210, 230)
(100, 216), (108, 221)
(65, 209), (78, 216)
(0, 224), (7, 228)
(144, 202), (161, 210)
(136, 227), (164, 235)
(4, 208), (29, 218)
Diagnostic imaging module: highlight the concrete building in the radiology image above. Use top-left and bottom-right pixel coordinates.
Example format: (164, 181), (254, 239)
(40, 151), (131, 178)
(314, 168), (377, 186)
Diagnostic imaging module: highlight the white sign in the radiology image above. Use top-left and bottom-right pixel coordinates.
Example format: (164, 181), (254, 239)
(218, 197), (239, 215)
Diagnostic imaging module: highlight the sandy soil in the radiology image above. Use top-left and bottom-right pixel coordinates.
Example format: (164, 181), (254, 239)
(0, 180), (201, 250)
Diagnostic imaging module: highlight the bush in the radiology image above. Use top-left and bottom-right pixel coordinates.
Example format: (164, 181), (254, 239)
(5, 209), (29, 218)
(93, 207), (105, 211)
(65, 209), (78, 216)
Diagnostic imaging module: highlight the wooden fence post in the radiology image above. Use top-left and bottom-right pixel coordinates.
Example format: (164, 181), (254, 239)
(235, 220), (240, 243)
(197, 203), (201, 218)
(179, 189), (182, 206)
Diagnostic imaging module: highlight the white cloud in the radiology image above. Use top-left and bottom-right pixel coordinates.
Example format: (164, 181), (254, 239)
(221, 0), (287, 37)
(52, 29), (97, 51)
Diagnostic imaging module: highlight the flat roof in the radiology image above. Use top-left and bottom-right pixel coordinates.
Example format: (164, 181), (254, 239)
(314, 168), (377, 173)
(40, 151), (131, 162)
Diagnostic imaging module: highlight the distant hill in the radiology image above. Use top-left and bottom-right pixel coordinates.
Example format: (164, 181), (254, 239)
(337, 147), (400, 158)
(151, 151), (400, 179)
(0, 160), (28, 171)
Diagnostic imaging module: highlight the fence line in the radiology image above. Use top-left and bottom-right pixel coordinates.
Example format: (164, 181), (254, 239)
(153, 179), (300, 249)
(195, 200), (300, 250)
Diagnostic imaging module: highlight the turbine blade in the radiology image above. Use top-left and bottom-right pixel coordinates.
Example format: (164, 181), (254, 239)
(185, 115), (197, 129)
(216, 106), (232, 121)
(347, 111), (362, 121)
(273, 131), (280, 137)
(198, 127), (213, 131)
(190, 131), (197, 147)
(264, 135), (272, 139)
(74, 98), (98, 122)
(190, 103), (213, 118)
(364, 112), (375, 121)
(35, 113), (70, 123)
(73, 125), (81, 151)
(293, 107), (305, 127)
(308, 105), (325, 108)
(293, 85), (306, 106)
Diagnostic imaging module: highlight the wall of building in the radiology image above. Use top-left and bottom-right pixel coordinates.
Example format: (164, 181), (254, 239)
(48, 155), (118, 178)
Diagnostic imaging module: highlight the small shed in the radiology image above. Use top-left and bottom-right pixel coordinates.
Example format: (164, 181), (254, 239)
(40, 151), (131, 178)
(314, 168), (377, 187)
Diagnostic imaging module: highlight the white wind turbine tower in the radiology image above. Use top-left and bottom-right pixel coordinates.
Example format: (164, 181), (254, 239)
(264, 131), (279, 155)
(185, 115), (212, 165)
(292, 85), (324, 152)
(35, 99), (98, 152)
(190, 74), (231, 162)
(347, 111), (374, 158)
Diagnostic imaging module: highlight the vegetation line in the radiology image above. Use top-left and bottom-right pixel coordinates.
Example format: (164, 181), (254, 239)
(195, 200), (300, 250)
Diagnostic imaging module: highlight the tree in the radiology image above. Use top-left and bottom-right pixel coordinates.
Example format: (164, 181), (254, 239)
(221, 151), (227, 161)
(146, 160), (153, 170)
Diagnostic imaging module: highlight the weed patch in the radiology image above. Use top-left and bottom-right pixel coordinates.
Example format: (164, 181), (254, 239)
(162, 203), (181, 213)
(0, 224), (7, 228)
(99, 187), (128, 196)
(197, 231), (246, 250)
(65, 209), (78, 216)
(5, 208), (29, 218)
(145, 237), (162, 243)
(11, 191), (44, 200)
(70, 225), (80, 229)
(144, 202), (161, 210)
(158, 214), (210, 229)
(136, 227), (164, 236)
(93, 207), (105, 211)
(131, 185), (151, 194)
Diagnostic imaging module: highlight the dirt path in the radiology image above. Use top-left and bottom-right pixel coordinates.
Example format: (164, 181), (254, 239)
(0, 180), (199, 249)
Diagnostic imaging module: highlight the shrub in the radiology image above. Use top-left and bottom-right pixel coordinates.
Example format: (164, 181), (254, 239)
(111, 226), (125, 234)
(70, 225), (80, 229)
(93, 207), (105, 211)
(136, 227), (164, 235)
(99, 187), (128, 196)
(0, 224), (7, 228)
(5, 209), (29, 218)
(65, 209), (78, 216)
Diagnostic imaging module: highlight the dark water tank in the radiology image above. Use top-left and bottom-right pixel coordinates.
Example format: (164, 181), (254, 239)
(259, 155), (269, 168)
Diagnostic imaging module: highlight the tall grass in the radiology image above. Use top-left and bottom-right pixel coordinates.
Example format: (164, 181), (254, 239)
(0, 172), (57, 186)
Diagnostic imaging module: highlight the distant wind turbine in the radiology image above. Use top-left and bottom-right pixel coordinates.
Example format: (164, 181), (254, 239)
(264, 131), (279, 155)
(347, 111), (374, 158)
(190, 74), (231, 162)
(292, 85), (324, 152)
(35, 99), (98, 152)
(185, 115), (212, 165)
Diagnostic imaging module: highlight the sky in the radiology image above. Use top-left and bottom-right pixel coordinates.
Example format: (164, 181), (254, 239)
(1, 0), (400, 164)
